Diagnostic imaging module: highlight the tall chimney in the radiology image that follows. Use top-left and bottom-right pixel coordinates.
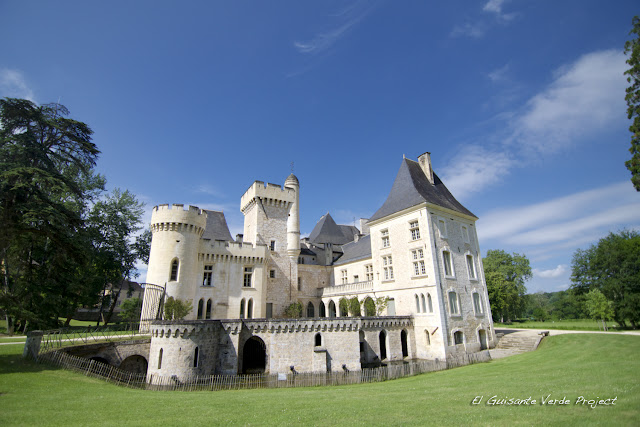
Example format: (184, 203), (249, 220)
(418, 152), (434, 185)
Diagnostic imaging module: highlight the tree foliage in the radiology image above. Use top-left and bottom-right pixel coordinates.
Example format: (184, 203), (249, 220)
(625, 16), (640, 191)
(571, 230), (640, 328)
(483, 249), (532, 322)
(163, 296), (193, 320)
(120, 297), (143, 323)
(584, 289), (614, 331)
(0, 98), (147, 332)
(283, 301), (302, 318)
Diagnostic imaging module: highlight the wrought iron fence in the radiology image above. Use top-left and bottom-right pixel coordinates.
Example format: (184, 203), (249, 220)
(33, 348), (491, 392)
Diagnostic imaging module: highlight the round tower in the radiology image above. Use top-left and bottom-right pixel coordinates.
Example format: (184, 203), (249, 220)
(145, 204), (207, 318)
(284, 174), (300, 261)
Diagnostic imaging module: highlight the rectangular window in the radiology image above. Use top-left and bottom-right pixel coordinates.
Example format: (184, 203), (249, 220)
(462, 225), (470, 243)
(383, 256), (394, 280)
(410, 221), (420, 240)
(381, 229), (390, 248)
(270, 240), (276, 251)
(449, 292), (459, 315)
(269, 269), (276, 279)
(298, 277), (302, 291)
(466, 254), (477, 279)
(443, 250), (454, 277)
(437, 218), (447, 239)
(341, 270), (348, 284)
(365, 264), (373, 281)
(202, 265), (213, 286)
(473, 293), (483, 314)
(353, 275), (359, 283)
(243, 267), (253, 287)
(411, 249), (426, 276)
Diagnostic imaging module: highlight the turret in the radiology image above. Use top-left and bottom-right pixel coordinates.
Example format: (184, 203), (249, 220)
(144, 204), (207, 318)
(284, 174), (300, 261)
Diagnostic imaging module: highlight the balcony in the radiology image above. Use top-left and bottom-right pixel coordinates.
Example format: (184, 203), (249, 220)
(318, 281), (374, 297)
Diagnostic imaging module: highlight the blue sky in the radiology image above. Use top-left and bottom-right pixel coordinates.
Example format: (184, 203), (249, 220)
(2, 0), (639, 293)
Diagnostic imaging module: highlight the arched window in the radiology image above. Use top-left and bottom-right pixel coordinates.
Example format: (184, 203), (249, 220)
(169, 259), (179, 281)
(247, 298), (253, 319)
(240, 299), (245, 319)
(319, 301), (326, 318)
(158, 348), (163, 369)
(205, 299), (212, 319)
(427, 293), (433, 313)
(421, 294), (426, 313)
(315, 333), (322, 347)
(193, 347), (199, 367)
(197, 298), (204, 319)
(415, 294), (421, 312)
(307, 302), (315, 318)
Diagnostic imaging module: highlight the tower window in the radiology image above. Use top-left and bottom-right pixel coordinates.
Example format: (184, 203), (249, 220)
(270, 240), (276, 251)
(269, 269), (276, 279)
(409, 221), (420, 240)
(202, 265), (213, 286)
(243, 267), (253, 287)
(169, 259), (179, 281)
(381, 229), (390, 248)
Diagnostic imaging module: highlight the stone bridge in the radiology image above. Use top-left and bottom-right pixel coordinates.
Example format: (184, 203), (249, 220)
(60, 339), (151, 373)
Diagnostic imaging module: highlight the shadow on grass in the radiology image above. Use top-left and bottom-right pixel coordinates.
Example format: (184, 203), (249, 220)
(0, 351), (63, 375)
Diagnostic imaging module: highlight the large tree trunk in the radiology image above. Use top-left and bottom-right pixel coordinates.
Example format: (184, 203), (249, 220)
(103, 289), (121, 325)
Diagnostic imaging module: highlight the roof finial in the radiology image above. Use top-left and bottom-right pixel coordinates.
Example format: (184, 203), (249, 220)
(290, 161), (294, 173)
(403, 153), (406, 159)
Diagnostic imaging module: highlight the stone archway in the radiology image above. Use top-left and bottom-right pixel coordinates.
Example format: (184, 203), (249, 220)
(242, 336), (267, 374)
(479, 329), (488, 350)
(119, 355), (148, 374)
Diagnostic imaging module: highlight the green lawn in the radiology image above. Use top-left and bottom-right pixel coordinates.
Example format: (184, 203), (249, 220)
(495, 318), (619, 331)
(1, 334), (638, 426)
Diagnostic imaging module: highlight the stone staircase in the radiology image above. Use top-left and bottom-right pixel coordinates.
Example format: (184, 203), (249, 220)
(490, 330), (547, 359)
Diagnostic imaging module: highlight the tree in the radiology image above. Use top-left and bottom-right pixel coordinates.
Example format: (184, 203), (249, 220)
(0, 98), (100, 332)
(283, 301), (302, 318)
(625, 16), (640, 191)
(374, 296), (390, 316)
(348, 296), (362, 317)
(120, 297), (143, 323)
(584, 289), (614, 331)
(163, 296), (193, 320)
(483, 250), (532, 322)
(571, 230), (640, 328)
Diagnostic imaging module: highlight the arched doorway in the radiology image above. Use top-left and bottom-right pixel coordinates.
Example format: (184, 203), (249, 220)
(242, 336), (267, 374)
(478, 329), (488, 350)
(379, 330), (387, 360)
(119, 355), (148, 374)
(400, 329), (409, 358)
(328, 301), (337, 318)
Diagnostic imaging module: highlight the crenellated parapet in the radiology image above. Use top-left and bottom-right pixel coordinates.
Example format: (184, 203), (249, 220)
(199, 240), (268, 265)
(151, 204), (207, 237)
(360, 316), (413, 330)
(240, 181), (295, 213)
(150, 321), (219, 339)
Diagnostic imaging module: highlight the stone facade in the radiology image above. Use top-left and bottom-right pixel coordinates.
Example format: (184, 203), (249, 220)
(142, 153), (496, 380)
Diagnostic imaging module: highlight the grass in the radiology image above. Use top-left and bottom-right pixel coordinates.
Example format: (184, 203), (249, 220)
(1, 334), (638, 426)
(494, 318), (620, 331)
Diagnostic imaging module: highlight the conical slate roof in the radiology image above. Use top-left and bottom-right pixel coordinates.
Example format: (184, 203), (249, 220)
(369, 158), (476, 222)
(308, 213), (356, 245)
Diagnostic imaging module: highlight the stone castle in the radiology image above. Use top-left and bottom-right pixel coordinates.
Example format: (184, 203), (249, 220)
(141, 152), (496, 379)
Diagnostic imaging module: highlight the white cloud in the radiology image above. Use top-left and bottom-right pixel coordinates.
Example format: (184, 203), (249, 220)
(533, 264), (568, 279)
(487, 64), (510, 83)
(479, 181), (640, 248)
(510, 49), (627, 154)
(450, 22), (487, 39)
(483, 0), (516, 22)
(440, 145), (513, 201)
(294, 0), (376, 55)
(0, 68), (35, 101)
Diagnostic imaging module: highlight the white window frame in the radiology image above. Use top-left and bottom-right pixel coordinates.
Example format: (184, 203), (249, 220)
(202, 265), (213, 287)
(473, 292), (484, 314)
(466, 253), (477, 280)
(382, 255), (394, 280)
(411, 248), (426, 277)
(409, 220), (420, 241)
(365, 264), (373, 281)
(448, 291), (460, 316)
(442, 249), (454, 278)
(341, 270), (348, 285)
(381, 229), (390, 248)
(243, 267), (253, 288)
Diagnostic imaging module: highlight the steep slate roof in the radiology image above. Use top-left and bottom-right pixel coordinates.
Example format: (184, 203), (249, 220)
(308, 213), (355, 245)
(334, 234), (372, 265)
(339, 225), (360, 242)
(201, 210), (234, 242)
(369, 158), (476, 222)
